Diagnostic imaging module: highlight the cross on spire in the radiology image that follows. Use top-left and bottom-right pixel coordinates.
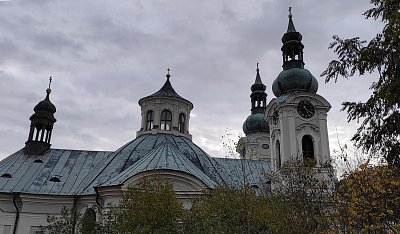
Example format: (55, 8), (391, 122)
(288, 7), (292, 18)
(46, 76), (53, 94)
(256, 62), (259, 72)
(166, 67), (171, 80)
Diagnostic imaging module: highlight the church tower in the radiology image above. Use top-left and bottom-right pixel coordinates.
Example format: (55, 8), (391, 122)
(24, 78), (57, 155)
(136, 69), (193, 140)
(238, 64), (270, 160)
(266, 9), (331, 170)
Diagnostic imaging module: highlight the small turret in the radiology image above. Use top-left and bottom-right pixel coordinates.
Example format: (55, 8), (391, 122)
(243, 63), (269, 135)
(24, 77), (57, 155)
(137, 69), (193, 139)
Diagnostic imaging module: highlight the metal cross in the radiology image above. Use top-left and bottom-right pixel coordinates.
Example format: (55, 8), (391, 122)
(48, 76), (52, 89)
(288, 7), (292, 18)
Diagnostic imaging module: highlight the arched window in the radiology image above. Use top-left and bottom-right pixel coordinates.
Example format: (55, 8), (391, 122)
(160, 110), (172, 131)
(276, 140), (281, 169)
(302, 135), (315, 160)
(178, 113), (185, 133)
(146, 111), (154, 131)
(81, 208), (96, 234)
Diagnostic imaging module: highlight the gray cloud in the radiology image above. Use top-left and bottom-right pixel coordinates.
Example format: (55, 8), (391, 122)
(0, 0), (378, 159)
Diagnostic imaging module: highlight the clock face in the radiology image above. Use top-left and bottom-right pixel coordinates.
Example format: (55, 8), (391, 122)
(297, 100), (315, 119)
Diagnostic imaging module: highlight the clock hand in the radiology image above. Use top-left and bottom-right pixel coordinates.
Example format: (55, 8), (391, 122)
(303, 106), (312, 116)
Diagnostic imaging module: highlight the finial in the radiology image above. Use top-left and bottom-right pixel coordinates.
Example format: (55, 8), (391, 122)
(288, 7), (292, 18)
(166, 67), (171, 80)
(256, 62), (259, 72)
(46, 76), (52, 94)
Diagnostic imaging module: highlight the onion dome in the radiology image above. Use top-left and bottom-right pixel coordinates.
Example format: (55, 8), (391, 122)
(243, 113), (269, 135)
(272, 8), (318, 97)
(34, 87), (56, 114)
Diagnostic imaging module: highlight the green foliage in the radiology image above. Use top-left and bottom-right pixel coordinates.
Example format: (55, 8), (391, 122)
(271, 160), (335, 233)
(334, 164), (400, 233)
(98, 176), (185, 234)
(184, 186), (292, 234)
(39, 162), (399, 233)
(37, 207), (77, 234)
(322, 0), (400, 165)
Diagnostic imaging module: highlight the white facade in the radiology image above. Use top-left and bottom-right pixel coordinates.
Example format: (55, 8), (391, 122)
(266, 92), (331, 170)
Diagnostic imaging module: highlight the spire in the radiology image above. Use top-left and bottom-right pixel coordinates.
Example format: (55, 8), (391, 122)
(251, 62), (266, 92)
(281, 7), (304, 70)
(250, 63), (267, 114)
(272, 10), (319, 97)
(24, 77), (57, 155)
(287, 7), (296, 32)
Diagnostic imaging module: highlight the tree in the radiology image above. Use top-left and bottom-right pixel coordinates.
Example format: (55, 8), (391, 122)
(334, 164), (400, 233)
(98, 176), (185, 234)
(322, 0), (400, 165)
(39, 176), (185, 234)
(184, 186), (294, 234)
(37, 207), (78, 234)
(270, 160), (335, 233)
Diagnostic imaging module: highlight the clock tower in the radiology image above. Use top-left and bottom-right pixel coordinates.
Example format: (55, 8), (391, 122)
(265, 10), (332, 171)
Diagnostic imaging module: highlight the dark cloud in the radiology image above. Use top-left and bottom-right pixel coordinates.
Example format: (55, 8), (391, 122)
(0, 0), (378, 158)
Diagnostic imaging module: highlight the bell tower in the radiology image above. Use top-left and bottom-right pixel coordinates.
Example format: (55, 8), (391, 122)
(24, 77), (57, 155)
(238, 64), (270, 160)
(266, 9), (331, 170)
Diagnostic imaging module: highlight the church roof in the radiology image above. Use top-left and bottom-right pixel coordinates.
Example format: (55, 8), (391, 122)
(100, 140), (217, 188)
(0, 149), (111, 195)
(138, 71), (193, 107)
(0, 134), (271, 195)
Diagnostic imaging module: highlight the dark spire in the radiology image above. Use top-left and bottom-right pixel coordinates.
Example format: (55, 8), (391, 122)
(281, 7), (304, 70)
(251, 62), (266, 92)
(250, 63), (267, 114)
(24, 77), (57, 155)
(272, 9), (319, 97)
(287, 7), (296, 32)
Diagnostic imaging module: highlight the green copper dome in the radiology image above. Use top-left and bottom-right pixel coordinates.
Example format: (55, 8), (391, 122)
(272, 67), (318, 97)
(243, 113), (269, 135)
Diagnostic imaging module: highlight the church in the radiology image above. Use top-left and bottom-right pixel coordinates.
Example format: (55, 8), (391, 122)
(0, 12), (332, 234)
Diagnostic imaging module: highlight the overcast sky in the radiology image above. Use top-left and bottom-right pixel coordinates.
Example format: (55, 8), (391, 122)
(0, 0), (381, 160)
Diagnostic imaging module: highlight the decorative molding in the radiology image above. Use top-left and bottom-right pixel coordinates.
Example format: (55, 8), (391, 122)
(296, 123), (319, 133)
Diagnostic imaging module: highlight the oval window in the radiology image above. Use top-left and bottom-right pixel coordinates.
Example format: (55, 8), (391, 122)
(262, 144), (269, 149)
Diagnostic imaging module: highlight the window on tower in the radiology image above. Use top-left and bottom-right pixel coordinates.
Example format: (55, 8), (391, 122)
(302, 135), (315, 161)
(178, 113), (185, 133)
(276, 140), (281, 169)
(160, 110), (172, 131)
(146, 110), (154, 131)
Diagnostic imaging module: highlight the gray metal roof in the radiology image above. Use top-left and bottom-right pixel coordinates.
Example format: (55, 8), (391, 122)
(0, 149), (111, 195)
(0, 134), (271, 196)
(139, 78), (193, 107)
(101, 140), (217, 188)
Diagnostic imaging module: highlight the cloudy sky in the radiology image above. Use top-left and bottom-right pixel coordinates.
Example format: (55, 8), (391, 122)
(0, 0), (381, 159)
